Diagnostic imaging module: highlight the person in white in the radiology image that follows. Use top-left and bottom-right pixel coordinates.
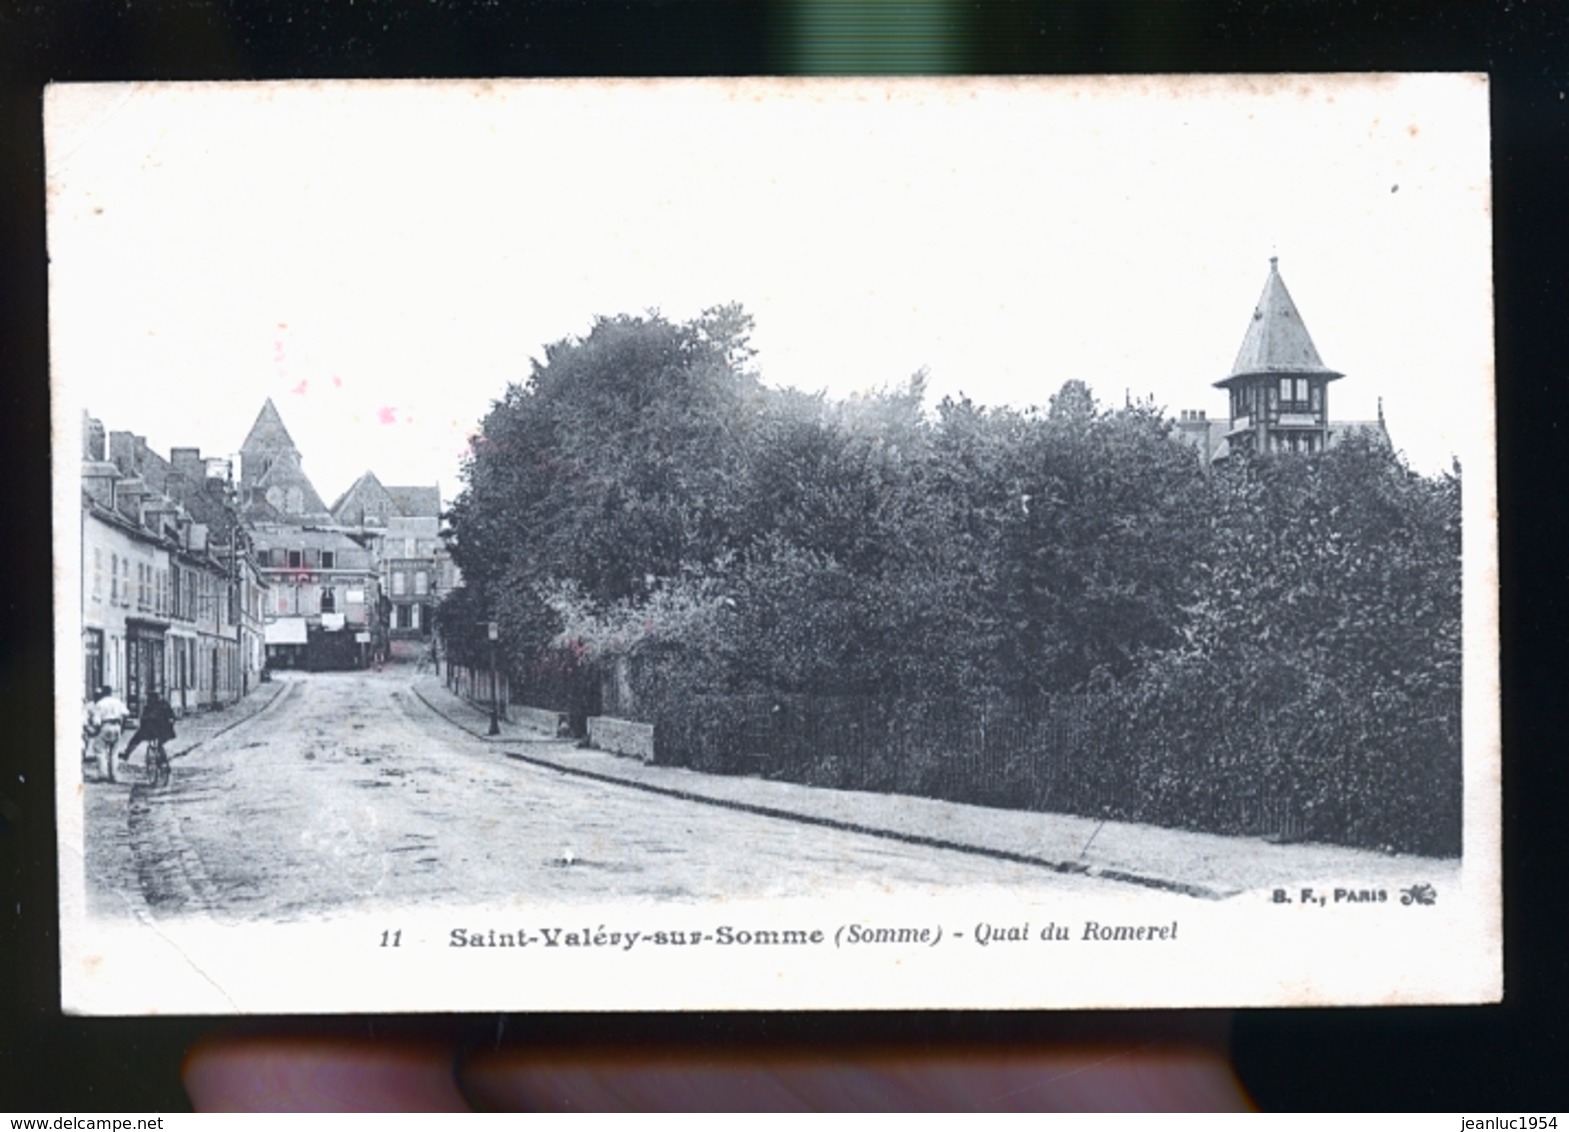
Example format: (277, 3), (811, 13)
(86, 684), (129, 782)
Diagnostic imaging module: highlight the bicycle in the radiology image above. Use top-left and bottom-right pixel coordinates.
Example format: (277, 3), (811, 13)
(141, 736), (172, 788)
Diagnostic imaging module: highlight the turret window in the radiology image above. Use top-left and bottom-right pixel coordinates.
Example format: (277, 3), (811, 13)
(1280, 377), (1311, 411)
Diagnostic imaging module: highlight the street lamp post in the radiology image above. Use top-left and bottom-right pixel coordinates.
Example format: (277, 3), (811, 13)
(487, 619), (500, 736)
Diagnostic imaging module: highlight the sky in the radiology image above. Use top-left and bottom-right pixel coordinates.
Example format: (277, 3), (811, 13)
(47, 75), (1492, 507)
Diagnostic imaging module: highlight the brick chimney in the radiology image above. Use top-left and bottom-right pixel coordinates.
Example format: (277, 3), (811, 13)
(170, 446), (205, 483)
(108, 431), (142, 476)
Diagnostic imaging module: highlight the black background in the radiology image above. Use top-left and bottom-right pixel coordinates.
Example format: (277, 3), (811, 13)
(2, 0), (1564, 1112)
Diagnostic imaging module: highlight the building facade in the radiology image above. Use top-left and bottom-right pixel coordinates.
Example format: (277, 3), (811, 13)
(80, 392), (466, 708)
(331, 471), (458, 657)
(82, 419), (265, 715)
(252, 523), (381, 670)
(237, 400), (386, 671)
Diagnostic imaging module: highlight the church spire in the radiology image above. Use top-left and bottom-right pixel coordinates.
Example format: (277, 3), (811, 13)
(240, 398), (300, 456)
(237, 398), (330, 520)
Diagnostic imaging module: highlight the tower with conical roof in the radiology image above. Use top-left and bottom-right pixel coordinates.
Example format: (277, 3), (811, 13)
(1215, 257), (1343, 457)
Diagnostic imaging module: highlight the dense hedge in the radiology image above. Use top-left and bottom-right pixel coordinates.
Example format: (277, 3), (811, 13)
(650, 683), (1460, 856)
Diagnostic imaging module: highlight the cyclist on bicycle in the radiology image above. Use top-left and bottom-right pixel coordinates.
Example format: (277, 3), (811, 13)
(122, 691), (175, 764)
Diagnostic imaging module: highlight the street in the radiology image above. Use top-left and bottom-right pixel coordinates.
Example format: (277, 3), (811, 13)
(86, 670), (1107, 921)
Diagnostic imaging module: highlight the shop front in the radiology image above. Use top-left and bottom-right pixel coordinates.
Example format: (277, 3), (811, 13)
(264, 616), (310, 670)
(124, 618), (168, 716)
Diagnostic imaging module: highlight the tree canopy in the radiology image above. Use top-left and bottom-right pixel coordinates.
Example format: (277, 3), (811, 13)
(439, 304), (1462, 853)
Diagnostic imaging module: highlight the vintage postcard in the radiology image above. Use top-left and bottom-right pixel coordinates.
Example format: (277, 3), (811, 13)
(50, 75), (1498, 1014)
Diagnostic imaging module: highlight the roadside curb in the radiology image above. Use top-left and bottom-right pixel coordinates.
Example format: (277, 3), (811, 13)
(409, 682), (1232, 901)
(409, 683), (558, 744)
(167, 680), (292, 762)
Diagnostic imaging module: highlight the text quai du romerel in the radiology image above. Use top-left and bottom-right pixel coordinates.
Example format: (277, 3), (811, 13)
(440, 920), (1181, 951)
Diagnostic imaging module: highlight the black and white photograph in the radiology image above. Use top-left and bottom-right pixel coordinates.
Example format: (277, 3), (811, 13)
(49, 75), (1498, 1014)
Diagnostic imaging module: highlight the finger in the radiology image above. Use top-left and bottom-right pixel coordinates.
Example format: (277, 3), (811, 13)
(459, 1039), (1250, 1111)
(184, 1034), (470, 1112)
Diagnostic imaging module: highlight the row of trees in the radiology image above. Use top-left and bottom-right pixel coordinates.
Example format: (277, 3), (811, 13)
(440, 305), (1462, 854)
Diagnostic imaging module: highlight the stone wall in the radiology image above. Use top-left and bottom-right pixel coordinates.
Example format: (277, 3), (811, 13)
(586, 716), (656, 762)
(514, 705), (570, 737)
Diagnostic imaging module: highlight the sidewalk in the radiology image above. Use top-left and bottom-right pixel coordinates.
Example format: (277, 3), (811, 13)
(410, 676), (1458, 900)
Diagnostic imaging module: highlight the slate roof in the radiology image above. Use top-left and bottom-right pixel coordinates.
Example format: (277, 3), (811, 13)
(247, 450), (331, 521)
(240, 398), (300, 456)
(385, 485), (441, 518)
(1326, 419), (1391, 448)
(1216, 257), (1343, 388)
(241, 494), (289, 524)
(329, 473), (441, 524)
(330, 471), (397, 524)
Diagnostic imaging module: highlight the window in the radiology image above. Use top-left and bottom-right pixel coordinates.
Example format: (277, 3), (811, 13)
(392, 572), (406, 596)
(415, 570), (428, 596)
(321, 588), (336, 614)
(83, 629), (103, 700)
(288, 550), (302, 570)
(92, 548), (103, 602)
(1281, 378), (1312, 411)
(110, 554), (119, 604)
(410, 604), (421, 630)
(321, 550), (335, 569)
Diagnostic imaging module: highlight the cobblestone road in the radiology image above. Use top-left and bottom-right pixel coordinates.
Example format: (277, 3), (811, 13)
(87, 671), (1106, 921)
